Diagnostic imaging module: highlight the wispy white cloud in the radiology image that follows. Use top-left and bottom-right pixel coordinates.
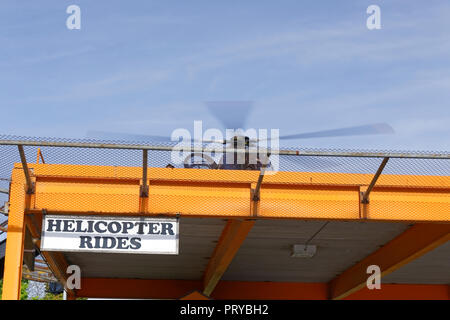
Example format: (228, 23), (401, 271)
(11, 68), (172, 104)
(2, 1), (449, 151)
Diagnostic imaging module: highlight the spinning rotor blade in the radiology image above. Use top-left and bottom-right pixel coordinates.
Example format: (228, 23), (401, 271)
(86, 131), (224, 144)
(206, 101), (253, 130)
(87, 131), (174, 142)
(256, 123), (394, 142)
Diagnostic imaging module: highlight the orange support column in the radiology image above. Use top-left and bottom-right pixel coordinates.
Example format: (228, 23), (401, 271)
(66, 291), (77, 300)
(329, 223), (450, 300)
(2, 169), (28, 300)
(202, 219), (254, 296)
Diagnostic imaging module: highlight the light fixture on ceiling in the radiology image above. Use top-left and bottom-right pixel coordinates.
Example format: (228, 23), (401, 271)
(291, 244), (317, 258)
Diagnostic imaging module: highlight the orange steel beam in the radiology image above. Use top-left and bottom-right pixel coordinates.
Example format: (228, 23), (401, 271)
(2, 165), (74, 300)
(78, 278), (202, 299)
(24, 212), (76, 298)
(40, 250), (75, 296)
(36, 148), (45, 164)
(1, 168), (27, 300)
(75, 278), (449, 300)
(77, 279), (328, 299)
(202, 219), (255, 296)
(21, 206), (76, 298)
(345, 284), (450, 300)
(212, 281), (328, 300)
(180, 291), (210, 300)
(27, 163), (450, 188)
(329, 223), (450, 300)
(16, 163), (449, 223)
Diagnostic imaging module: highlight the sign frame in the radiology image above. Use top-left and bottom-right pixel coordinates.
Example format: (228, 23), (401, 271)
(40, 214), (179, 255)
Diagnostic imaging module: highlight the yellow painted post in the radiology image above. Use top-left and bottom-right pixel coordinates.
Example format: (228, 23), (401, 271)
(2, 170), (27, 300)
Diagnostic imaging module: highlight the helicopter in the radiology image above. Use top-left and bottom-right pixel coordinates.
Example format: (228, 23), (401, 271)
(181, 134), (270, 170)
(87, 101), (394, 171)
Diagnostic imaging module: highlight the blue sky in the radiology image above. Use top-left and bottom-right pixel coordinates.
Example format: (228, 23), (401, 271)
(1, 0), (449, 151)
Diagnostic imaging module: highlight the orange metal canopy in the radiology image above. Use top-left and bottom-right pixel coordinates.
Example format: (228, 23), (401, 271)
(24, 163), (450, 221)
(1, 162), (450, 300)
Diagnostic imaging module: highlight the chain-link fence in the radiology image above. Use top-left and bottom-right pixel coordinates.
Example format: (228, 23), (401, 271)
(0, 133), (449, 219)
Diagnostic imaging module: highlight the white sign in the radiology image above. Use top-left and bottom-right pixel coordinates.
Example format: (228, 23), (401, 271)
(41, 215), (179, 255)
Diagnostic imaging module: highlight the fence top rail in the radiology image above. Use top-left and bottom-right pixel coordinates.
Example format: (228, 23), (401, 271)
(0, 138), (449, 159)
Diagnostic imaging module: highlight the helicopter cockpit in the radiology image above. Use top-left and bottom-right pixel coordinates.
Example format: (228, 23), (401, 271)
(183, 136), (270, 170)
